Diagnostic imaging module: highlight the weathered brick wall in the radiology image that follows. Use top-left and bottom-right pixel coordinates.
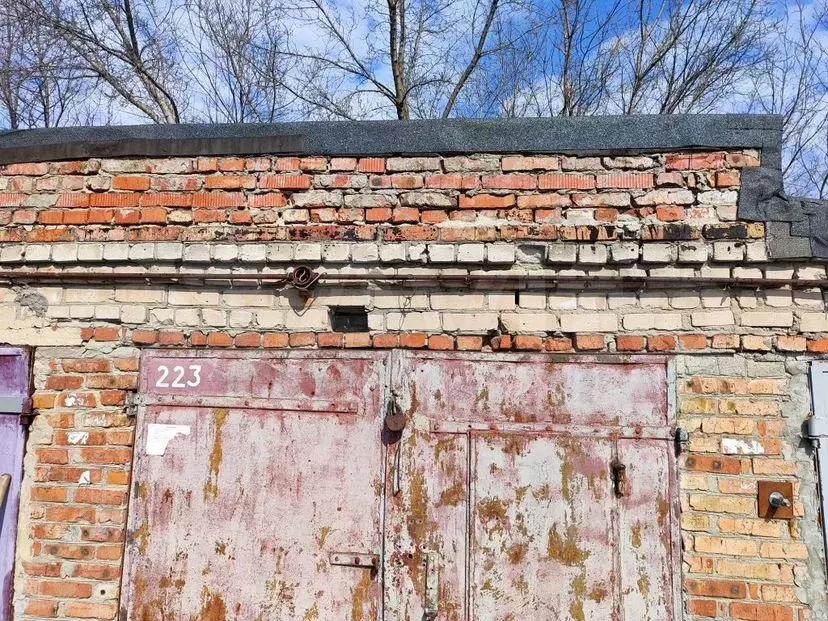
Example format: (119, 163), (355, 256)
(0, 147), (826, 621)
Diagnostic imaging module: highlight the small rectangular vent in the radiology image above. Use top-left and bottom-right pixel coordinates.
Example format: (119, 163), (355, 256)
(331, 307), (369, 332)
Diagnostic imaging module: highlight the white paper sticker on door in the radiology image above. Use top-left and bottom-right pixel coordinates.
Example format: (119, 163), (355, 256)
(145, 424), (191, 456)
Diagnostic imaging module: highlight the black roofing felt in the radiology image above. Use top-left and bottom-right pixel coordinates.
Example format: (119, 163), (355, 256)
(0, 115), (781, 163)
(0, 113), (825, 260)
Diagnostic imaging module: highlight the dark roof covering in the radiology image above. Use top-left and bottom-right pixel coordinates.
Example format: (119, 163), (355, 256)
(0, 115), (781, 164)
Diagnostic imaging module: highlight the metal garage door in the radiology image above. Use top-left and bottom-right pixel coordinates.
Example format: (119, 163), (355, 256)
(124, 351), (677, 621)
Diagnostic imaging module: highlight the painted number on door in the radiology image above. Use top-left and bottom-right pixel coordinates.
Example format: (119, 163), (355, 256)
(155, 365), (202, 389)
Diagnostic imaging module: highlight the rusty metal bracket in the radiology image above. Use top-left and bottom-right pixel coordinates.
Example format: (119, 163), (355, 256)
(329, 552), (378, 569)
(423, 552), (439, 620)
(285, 266), (321, 291)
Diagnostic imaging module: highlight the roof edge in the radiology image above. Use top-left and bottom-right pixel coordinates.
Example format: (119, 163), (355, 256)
(0, 114), (782, 165)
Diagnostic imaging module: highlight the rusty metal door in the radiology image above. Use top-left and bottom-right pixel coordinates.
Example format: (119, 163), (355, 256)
(0, 348), (30, 621)
(124, 351), (389, 621)
(385, 352), (677, 621)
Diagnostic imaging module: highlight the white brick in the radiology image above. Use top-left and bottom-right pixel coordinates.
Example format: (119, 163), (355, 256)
(741, 311), (793, 327)
(641, 244), (675, 263)
(793, 289), (823, 307)
(677, 243), (708, 263)
(409, 244), (428, 262)
(560, 313), (618, 332)
(712, 242), (745, 262)
(202, 309), (227, 327)
(239, 245), (267, 262)
(284, 307), (329, 330)
(256, 309), (285, 328)
(745, 241), (768, 262)
(386, 157), (441, 172)
(267, 244), (295, 262)
(797, 266), (827, 280)
(442, 313), (499, 332)
(24, 245), (50, 262)
(546, 245), (577, 263)
(0, 246), (23, 262)
(128, 244), (154, 261)
(69, 305), (94, 319)
(183, 244), (211, 263)
(94, 305), (120, 321)
(149, 308), (174, 324)
(486, 244), (516, 264)
(701, 288), (731, 308)
(386, 311), (441, 331)
(697, 190), (738, 205)
(669, 292), (700, 310)
(428, 244), (456, 263)
(500, 312), (559, 332)
(295, 244), (322, 262)
(228, 309), (254, 327)
(156, 243), (183, 261)
(639, 291), (669, 308)
(577, 293), (607, 310)
(608, 292), (637, 309)
(457, 244), (485, 263)
(622, 313), (683, 330)
(800, 313), (828, 332)
(52, 244), (78, 263)
(65, 288), (111, 303)
(115, 288), (164, 304)
(169, 291), (220, 305)
(634, 189), (694, 205)
(323, 243), (352, 263)
(352, 244), (380, 263)
(519, 292), (547, 309)
(379, 244), (406, 263)
(579, 245), (608, 264)
(212, 244), (238, 262)
(763, 289), (792, 308)
(548, 293), (578, 310)
(431, 293), (485, 310)
(101, 244), (127, 261)
(691, 310), (735, 327)
(488, 292), (516, 311)
(610, 243), (639, 263)
(223, 292), (274, 307)
(120, 306), (147, 324)
(174, 308), (200, 326)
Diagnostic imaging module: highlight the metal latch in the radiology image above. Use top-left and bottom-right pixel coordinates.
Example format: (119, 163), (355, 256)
(611, 459), (627, 498)
(329, 552), (378, 569)
(385, 396), (406, 432)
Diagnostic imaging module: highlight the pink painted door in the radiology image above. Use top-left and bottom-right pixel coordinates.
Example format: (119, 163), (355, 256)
(124, 351), (388, 621)
(385, 352), (677, 621)
(0, 349), (30, 621)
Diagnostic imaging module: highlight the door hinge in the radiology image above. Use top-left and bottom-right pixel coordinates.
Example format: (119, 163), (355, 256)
(611, 459), (627, 498)
(126, 394), (139, 418)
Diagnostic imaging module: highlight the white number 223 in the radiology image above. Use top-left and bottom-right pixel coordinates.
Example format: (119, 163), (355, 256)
(155, 364), (202, 389)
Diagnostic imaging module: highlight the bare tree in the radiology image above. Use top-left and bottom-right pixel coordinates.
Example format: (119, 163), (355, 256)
(280, 0), (509, 120)
(27, 0), (187, 123)
(185, 0), (293, 123)
(744, 1), (828, 197)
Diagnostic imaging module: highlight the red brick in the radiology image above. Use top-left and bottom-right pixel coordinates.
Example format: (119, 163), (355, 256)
(36, 580), (94, 598)
(648, 335), (676, 351)
(101, 390), (126, 406)
(234, 332), (262, 348)
(730, 603), (793, 621)
(688, 599), (718, 618)
(358, 158), (385, 173)
(263, 333), (289, 348)
(206, 332), (233, 347)
(777, 335), (806, 352)
(538, 173), (595, 190)
(132, 330), (158, 345)
(31, 487), (69, 502)
(89, 193), (140, 208)
(158, 331), (186, 345)
(656, 206), (685, 221)
(400, 333), (427, 349)
(456, 335), (483, 351)
(596, 173), (654, 189)
(482, 175), (537, 190)
(25, 599), (58, 617)
(92, 327), (121, 342)
(807, 338), (828, 353)
(288, 332), (315, 347)
(366, 207), (393, 222)
(490, 335), (512, 350)
(425, 174), (478, 190)
(685, 579), (747, 599)
(680, 334), (708, 350)
(594, 208), (618, 222)
(716, 170), (741, 187)
(712, 334), (740, 349)
(459, 194), (516, 209)
(36, 449), (69, 465)
(545, 337), (573, 352)
(372, 334), (400, 348)
(79, 448), (132, 465)
(74, 488), (127, 505)
(428, 335), (454, 350)
(44, 507), (96, 523)
(574, 334), (605, 351)
(616, 335), (646, 351)
(249, 193), (288, 208)
(667, 153), (726, 170)
(318, 332), (344, 348)
(62, 359), (110, 373)
(393, 207), (419, 223)
(64, 601), (118, 619)
(112, 176), (150, 191)
(684, 455), (742, 474)
(45, 375), (83, 390)
(259, 174), (312, 190)
(514, 335), (543, 351)
(192, 192), (244, 208)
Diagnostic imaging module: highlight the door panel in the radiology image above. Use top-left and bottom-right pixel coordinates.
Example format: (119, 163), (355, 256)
(0, 348), (29, 621)
(125, 352), (387, 621)
(470, 434), (616, 621)
(384, 431), (467, 621)
(618, 439), (676, 619)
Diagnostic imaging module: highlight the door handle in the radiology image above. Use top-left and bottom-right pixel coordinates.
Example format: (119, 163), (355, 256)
(0, 473), (11, 507)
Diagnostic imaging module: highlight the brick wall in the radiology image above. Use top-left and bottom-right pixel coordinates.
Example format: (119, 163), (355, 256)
(0, 146), (826, 621)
